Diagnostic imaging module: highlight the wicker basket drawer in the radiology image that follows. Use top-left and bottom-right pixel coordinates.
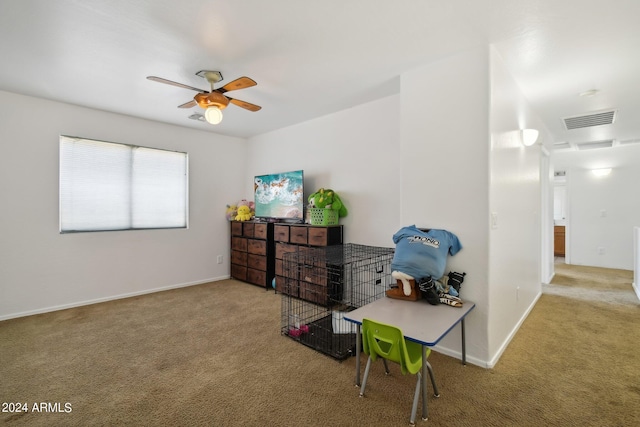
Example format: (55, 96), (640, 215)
(276, 242), (298, 260)
(247, 239), (267, 255)
(231, 264), (247, 280)
(282, 258), (298, 279)
(247, 254), (267, 271)
(231, 250), (248, 266)
(276, 277), (299, 297)
(299, 281), (328, 305)
(242, 222), (255, 237)
(289, 226), (308, 244)
(274, 225), (290, 242)
(247, 268), (266, 286)
(299, 265), (328, 286)
(231, 237), (247, 251)
(231, 221), (243, 236)
(254, 223), (268, 239)
(308, 226), (342, 246)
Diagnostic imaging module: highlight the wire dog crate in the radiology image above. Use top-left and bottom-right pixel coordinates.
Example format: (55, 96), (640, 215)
(280, 243), (394, 360)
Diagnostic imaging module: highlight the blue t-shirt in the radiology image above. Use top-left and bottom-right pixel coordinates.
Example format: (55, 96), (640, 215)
(391, 225), (462, 280)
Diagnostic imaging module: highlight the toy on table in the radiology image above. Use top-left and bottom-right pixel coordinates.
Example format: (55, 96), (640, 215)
(387, 225), (466, 307)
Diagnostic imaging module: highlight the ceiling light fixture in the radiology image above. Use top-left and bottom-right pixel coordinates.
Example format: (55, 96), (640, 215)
(205, 106), (223, 124)
(191, 72), (231, 125)
(194, 91), (229, 125)
(521, 128), (539, 146)
(591, 168), (612, 177)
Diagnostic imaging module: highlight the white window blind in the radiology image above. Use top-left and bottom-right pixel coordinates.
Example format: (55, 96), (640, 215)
(60, 136), (188, 233)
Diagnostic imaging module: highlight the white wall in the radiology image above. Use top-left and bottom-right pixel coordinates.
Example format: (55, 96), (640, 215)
(399, 47), (491, 365)
(554, 144), (640, 270)
(246, 95), (402, 247)
(487, 47), (548, 365)
(0, 90), (245, 320)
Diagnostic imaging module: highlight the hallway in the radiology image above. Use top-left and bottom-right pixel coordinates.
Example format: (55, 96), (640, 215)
(543, 263), (638, 306)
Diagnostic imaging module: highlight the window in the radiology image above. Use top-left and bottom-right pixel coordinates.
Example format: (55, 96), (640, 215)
(60, 136), (188, 233)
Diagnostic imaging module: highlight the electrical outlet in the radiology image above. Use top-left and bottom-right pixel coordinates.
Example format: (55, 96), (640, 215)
(597, 247), (605, 255)
(217, 255), (224, 264)
(516, 286), (520, 301)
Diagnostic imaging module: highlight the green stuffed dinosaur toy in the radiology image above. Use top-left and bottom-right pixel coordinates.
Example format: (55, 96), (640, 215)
(308, 188), (348, 217)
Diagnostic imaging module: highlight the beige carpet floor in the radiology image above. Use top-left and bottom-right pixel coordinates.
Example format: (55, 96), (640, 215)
(551, 263), (633, 291)
(1, 265), (639, 426)
(545, 262), (638, 306)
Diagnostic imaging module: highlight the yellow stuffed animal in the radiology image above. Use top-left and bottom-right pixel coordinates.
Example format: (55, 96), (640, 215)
(225, 204), (237, 221)
(235, 205), (252, 221)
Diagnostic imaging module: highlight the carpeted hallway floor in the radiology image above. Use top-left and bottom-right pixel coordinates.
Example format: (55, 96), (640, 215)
(544, 261), (638, 305)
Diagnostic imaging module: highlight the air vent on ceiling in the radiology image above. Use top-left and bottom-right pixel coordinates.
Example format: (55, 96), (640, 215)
(575, 140), (614, 150)
(563, 109), (617, 130)
(554, 171), (566, 177)
(553, 141), (572, 150)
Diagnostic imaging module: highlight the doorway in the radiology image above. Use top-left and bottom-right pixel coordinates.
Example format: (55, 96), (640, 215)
(553, 172), (567, 264)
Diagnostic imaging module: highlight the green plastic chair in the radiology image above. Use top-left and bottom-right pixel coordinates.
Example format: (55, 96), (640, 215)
(359, 318), (439, 425)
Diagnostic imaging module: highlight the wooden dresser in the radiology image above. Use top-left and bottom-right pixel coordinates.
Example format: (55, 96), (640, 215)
(230, 221), (274, 289)
(273, 223), (343, 302)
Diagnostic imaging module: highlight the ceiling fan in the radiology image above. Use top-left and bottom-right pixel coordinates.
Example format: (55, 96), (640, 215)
(146, 70), (261, 125)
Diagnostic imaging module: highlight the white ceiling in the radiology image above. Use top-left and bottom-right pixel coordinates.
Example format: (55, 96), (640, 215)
(1, 0), (639, 145)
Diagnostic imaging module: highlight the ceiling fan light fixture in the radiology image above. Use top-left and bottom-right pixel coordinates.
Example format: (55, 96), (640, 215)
(205, 106), (223, 125)
(148, 72), (261, 123)
(194, 92), (229, 110)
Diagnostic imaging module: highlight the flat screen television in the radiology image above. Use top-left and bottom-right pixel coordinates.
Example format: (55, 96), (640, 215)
(254, 170), (304, 221)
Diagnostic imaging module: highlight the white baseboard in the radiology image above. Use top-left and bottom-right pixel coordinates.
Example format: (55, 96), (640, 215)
(633, 282), (640, 302)
(0, 275), (230, 322)
(432, 290), (542, 369)
(431, 344), (487, 369)
(485, 290), (542, 369)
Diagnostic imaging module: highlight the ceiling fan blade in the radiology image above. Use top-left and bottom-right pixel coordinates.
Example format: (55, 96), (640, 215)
(177, 100), (197, 109)
(146, 76), (207, 93)
(229, 97), (262, 112)
(218, 77), (257, 93)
